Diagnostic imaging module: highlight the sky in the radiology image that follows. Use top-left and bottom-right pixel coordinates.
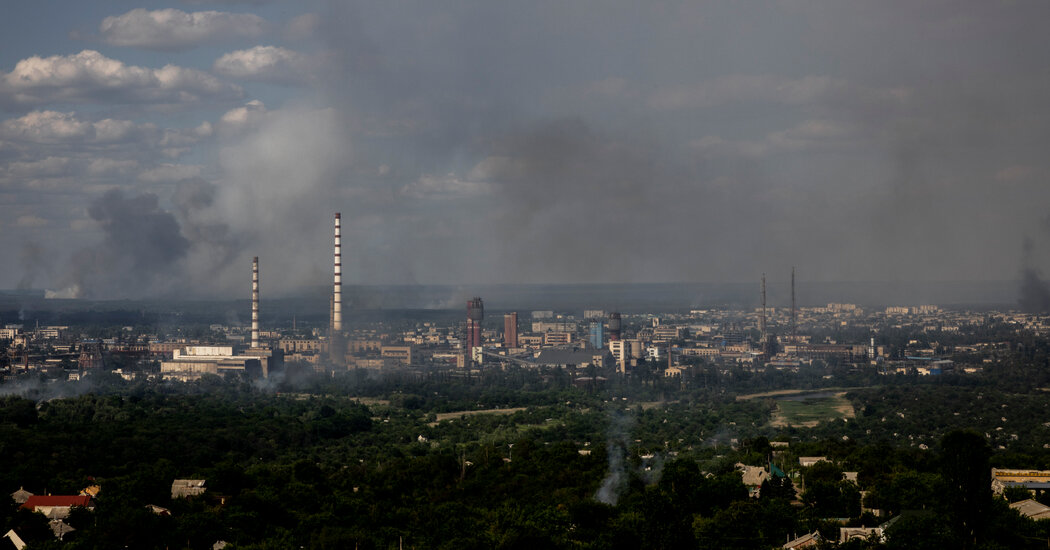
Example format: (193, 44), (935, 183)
(2, 1), (1050, 300)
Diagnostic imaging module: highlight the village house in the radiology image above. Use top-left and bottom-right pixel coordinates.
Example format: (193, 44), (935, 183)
(20, 495), (94, 519)
(171, 479), (207, 499)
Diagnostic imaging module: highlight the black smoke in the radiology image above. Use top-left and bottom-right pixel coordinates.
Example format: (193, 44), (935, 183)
(65, 189), (190, 299)
(1019, 237), (1050, 313)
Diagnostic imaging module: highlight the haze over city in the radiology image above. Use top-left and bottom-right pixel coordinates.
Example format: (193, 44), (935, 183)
(3, 2), (1050, 303)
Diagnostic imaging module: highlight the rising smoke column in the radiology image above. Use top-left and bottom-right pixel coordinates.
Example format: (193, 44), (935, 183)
(595, 409), (634, 505)
(48, 178), (239, 300)
(1019, 237), (1050, 313)
(62, 189), (189, 298)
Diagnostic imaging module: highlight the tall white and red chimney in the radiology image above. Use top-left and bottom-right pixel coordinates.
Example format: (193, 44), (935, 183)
(251, 256), (259, 349)
(333, 213), (342, 333)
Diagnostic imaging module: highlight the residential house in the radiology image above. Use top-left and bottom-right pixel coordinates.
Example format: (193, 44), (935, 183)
(783, 530), (822, 549)
(737, 463), (770, 498)
(171, 479), (207, 499)
(9, 488), (32, 505)
(1011, 499), (1050, 520)
(20, 495), (94, 519)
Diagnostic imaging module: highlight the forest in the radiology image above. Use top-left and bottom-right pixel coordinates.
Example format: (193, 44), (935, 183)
(3, 364), (1050, 549)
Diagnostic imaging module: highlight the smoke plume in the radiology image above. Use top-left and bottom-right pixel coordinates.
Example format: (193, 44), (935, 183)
(1019, 237), (1050, 313)
(595, 409), (634, 505)
(17, 242), (50, 290)
(59, 190), (188, 299)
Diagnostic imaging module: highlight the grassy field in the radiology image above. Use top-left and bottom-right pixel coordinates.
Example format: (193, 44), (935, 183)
(771, 392), (855, 428)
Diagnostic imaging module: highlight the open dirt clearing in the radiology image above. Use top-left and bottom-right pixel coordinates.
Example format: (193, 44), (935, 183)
(427, 407), (528, 427)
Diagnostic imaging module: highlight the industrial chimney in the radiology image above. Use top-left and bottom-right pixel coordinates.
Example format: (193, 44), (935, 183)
(466, 297), (484, 352)
(760, 273), (767, 341)
(328, 213), (345, 366)
(790, 266), (797, 343)
(608, 312), (622, 341)
(251, 256), (259, 349)
(333, 213), (342, 333)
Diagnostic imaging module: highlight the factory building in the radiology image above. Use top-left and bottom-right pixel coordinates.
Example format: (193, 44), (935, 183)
(543, 331), (574, 346)
(160, 346), (262, 381)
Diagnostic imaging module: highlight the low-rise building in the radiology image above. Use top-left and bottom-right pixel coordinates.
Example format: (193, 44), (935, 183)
(991, 468), (1050, 495)
(381, 345), (414, 365)
(783, 531), (822, 549)
(171, 479), (207, 499)
(161, 346), (262, 381)
(1011, 499), (1050, 520)
(20, 495), (94, 519)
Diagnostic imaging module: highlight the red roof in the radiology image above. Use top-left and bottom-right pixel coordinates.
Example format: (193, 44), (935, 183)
(20, 495), (92, 510)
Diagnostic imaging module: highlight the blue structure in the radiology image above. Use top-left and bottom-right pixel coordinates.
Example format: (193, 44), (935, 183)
(589, 321), (604, 349)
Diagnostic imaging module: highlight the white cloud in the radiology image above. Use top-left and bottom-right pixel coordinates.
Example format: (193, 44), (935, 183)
(765, 119), (857, 151)
(687, 135), (768, 158)
(87, 158), (138, 176)
(1, 111), (213, 155)
(649, 75), (848, 110)
(400, 173), (492, 199)
(0, 111), (91, 142)
(213, 46), (311, 83)
(219, 99), (268, 134)
(0, 50), (243, 108)
(1, 155), (134, 185)
(99, 8), (267, 51)
(285, 13), (321, 40)
(16, 215), (48, 228)
(467, 156), (530, 182)
(688, 120), (859, 160)
(0, 111), (157, 144)
(6, 156), (72, 178)
(137, 163), (203, 183)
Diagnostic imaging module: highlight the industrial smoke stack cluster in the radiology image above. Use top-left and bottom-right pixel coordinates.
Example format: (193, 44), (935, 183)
(251, 256), (259, 349)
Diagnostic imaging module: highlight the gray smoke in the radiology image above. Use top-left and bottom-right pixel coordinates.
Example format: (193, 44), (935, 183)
(1019, 237), (1050, 313)
(0, 373), (109, 402)
(17, 242), (50, 290)
(595, 409), (634, 505)
(52, 179), (238, 300)
(61, 189), (189, 299)
(16, 2), (1050, 296)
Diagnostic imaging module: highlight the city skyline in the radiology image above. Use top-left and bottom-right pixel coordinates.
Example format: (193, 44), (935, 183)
(3, 2), (1050, 299)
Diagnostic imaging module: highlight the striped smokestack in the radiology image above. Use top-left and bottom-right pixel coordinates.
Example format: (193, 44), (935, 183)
(333, 213), (342, 333)
(251, 256), (259, 349)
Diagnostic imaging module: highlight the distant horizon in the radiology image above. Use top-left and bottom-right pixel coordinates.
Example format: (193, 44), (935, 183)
(0, 279), (1030, 314)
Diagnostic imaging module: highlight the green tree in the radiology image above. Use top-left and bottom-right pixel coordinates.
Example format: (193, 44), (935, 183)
(940, 430), (992, 549)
